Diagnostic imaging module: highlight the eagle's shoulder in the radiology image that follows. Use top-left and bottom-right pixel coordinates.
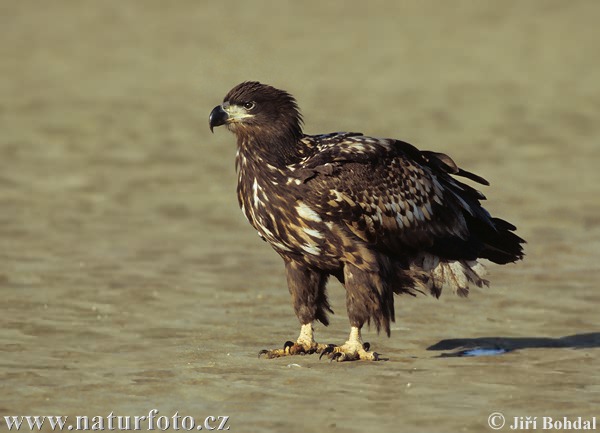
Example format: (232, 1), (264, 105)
(298, 132), (394, 166)
(293, 132), (488, 189)
(290, 132), (397, 182)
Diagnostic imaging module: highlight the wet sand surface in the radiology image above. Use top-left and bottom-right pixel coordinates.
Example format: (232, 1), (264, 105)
(2, 2), (599, 432)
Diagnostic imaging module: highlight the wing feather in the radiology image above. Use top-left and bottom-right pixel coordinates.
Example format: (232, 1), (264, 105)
(292, 134), (520, 262)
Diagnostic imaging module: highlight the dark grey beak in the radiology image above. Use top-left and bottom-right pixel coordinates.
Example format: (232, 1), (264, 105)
(209, 105), (228, 133)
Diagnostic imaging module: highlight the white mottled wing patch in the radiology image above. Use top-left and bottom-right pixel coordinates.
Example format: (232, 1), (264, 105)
(295, 201), (322, 222)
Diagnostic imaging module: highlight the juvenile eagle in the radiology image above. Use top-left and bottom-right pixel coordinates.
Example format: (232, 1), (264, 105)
(209, 81), (524, 361)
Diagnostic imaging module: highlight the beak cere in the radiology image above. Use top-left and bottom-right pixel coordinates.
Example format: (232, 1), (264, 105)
(209, 105), (229, 132)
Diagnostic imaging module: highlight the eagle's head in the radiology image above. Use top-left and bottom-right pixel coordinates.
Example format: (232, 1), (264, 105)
(209, 81), (303, 143)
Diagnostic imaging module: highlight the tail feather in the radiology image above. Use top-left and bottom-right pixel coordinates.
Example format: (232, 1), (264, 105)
(476, 217), (525, 264)
(434, 162), (526, 265)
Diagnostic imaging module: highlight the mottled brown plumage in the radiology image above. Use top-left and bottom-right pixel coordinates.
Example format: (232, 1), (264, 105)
(209, 81), (525, 361)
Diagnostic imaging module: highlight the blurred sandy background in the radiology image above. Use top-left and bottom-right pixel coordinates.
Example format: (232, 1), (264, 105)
(1, 1), (599, 432)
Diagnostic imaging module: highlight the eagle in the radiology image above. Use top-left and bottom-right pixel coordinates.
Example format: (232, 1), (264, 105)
(209, 81), (524, 361)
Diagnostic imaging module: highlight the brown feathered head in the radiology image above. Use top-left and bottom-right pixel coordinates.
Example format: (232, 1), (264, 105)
(209, 82), (304, 160)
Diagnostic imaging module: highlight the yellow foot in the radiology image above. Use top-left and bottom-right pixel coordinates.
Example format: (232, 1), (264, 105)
(319, 341), (380, 362)
(258, 340), (329, 359)
(258, 324), (329, 359)
(318, 326), (382, 361)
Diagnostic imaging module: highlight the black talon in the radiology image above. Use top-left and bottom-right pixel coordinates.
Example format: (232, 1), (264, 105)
(258, 349), (270, 359)
(372, 352), (380, 361)
(319, 346), (335, 360)
(330, 352), (344, 363)
(363, 342), (370, 351)
(283, 341), (295, 351)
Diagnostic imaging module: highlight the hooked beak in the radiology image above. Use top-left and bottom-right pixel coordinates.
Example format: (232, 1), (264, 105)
(209, 105), (229, 133)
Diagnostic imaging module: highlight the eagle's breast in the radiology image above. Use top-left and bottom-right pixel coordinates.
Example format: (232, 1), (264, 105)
(235, 144), (341, 265)
(236, 147), (319, 256)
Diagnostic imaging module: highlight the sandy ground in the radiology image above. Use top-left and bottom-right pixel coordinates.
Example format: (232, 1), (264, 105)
(2, 2), (599, 432)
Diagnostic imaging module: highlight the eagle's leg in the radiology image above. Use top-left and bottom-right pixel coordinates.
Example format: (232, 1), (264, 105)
(258, 260), (332, 359)
(320, 262), (386, 361)
(319, 326), (379, 361)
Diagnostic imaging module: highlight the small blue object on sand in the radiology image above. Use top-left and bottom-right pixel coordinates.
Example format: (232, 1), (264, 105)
(438, 347), (509, 357)
(462, 348), (508, 357)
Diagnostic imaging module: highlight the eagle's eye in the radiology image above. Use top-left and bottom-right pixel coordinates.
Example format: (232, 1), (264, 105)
(243, 101), (255, 110)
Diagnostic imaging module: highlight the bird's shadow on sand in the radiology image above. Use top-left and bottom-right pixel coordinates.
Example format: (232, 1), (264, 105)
(427, 332), (600, 357)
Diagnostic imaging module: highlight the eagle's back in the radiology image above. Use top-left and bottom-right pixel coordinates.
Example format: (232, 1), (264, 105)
(295, 132), (524, 265)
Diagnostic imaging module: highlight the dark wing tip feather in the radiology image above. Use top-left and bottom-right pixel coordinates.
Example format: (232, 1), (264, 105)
(456, 168), (490, 186)
(419, 150), (489, 186)
(492, 217), (518, 232)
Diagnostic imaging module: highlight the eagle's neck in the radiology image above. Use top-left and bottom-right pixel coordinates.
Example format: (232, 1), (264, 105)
(236, 127), (304, 167)
(235, 135), (293, 246)
(235, 136), (287, 184)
